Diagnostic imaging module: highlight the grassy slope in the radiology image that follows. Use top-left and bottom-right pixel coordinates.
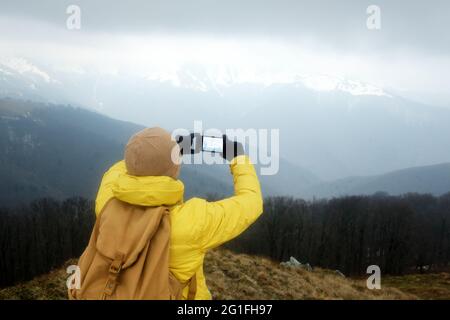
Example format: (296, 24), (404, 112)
(204, 250), (413, 300)
(383, 273), (450, 300)
(0, 249), (440, 300)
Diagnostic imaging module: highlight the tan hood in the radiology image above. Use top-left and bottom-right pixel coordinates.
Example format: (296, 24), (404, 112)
(125, 127), (181, 179)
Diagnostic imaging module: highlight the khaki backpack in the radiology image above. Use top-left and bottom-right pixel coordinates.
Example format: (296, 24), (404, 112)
(68, 198), (196, 300)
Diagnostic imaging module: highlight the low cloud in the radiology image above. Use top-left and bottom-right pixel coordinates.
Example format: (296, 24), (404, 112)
(0, 0), (449, 106)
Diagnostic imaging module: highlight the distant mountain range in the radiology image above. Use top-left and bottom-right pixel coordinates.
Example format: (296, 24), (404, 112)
(304, 163), (450, 199)
(1, 98), (449, 207)
(2, 57), (450, 182)
(0, 57), (389, 105)
(0, 98), (243, 206)
(0, 98), (318, 206)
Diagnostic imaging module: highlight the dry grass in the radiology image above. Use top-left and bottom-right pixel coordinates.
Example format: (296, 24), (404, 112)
(0, 260), (77, 300)
(203, 250), (415, 300)
(383, 272), (450, 300)
(0, 249), (438, 300)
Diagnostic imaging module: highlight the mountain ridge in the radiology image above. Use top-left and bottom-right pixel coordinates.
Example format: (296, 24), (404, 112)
(0, 98), (319, 205)
(2, 56), (450, 182)
(1, 98), (449, 206)
(0, 98), (233, 205)
(304, 162), (450, 198)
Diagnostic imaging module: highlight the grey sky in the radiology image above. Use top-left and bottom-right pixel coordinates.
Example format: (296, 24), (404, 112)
(1, 0), (448, 53)
(0, 0), (449, 106)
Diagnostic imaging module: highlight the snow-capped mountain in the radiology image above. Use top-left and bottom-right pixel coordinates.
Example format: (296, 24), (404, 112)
(0, 57), (390, 104)
(1, 56), (450, 181)
(0, 57), (54, 83)
(144, 65), (390, 97)
(0, 57), (68, 105)
(295, 74), (390, 97)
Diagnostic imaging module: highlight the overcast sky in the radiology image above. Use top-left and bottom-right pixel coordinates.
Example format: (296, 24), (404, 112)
(0, 0), (449, 107)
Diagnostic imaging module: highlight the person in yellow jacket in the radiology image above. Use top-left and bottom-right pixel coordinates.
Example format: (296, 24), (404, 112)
(94, 127), (263, 299)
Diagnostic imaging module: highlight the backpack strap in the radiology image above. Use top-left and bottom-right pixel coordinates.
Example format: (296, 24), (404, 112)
(101, 252), (125, 299)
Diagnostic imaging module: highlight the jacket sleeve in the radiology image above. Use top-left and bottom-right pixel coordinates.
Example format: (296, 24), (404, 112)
(95, 160), (127, 216)
(199, 155), (264, 250)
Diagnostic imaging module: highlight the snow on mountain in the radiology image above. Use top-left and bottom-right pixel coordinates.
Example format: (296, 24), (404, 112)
(0, 56), (391, 100)
(296, 74), (390, 97)
(0, 57), (55, 83)
(145, 66), (390, 97)
(0, 57), (69, 105)
(1, 57), (449, 183)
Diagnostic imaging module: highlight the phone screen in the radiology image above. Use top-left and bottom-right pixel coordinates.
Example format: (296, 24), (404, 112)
(202, 136), (223, 153)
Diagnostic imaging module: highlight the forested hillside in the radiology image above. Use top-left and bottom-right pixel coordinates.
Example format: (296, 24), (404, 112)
(227, 193), (450, 275)
(1, 193), (449, 288)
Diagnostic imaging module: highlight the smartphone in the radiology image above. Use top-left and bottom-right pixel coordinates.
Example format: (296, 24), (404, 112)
(202, 135), (223, 153)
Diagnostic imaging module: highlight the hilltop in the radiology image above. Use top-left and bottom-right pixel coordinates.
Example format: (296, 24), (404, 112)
(0, 249), (421, 300)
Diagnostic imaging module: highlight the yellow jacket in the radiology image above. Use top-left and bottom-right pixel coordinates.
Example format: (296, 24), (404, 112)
(94, 155), (263, 299)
